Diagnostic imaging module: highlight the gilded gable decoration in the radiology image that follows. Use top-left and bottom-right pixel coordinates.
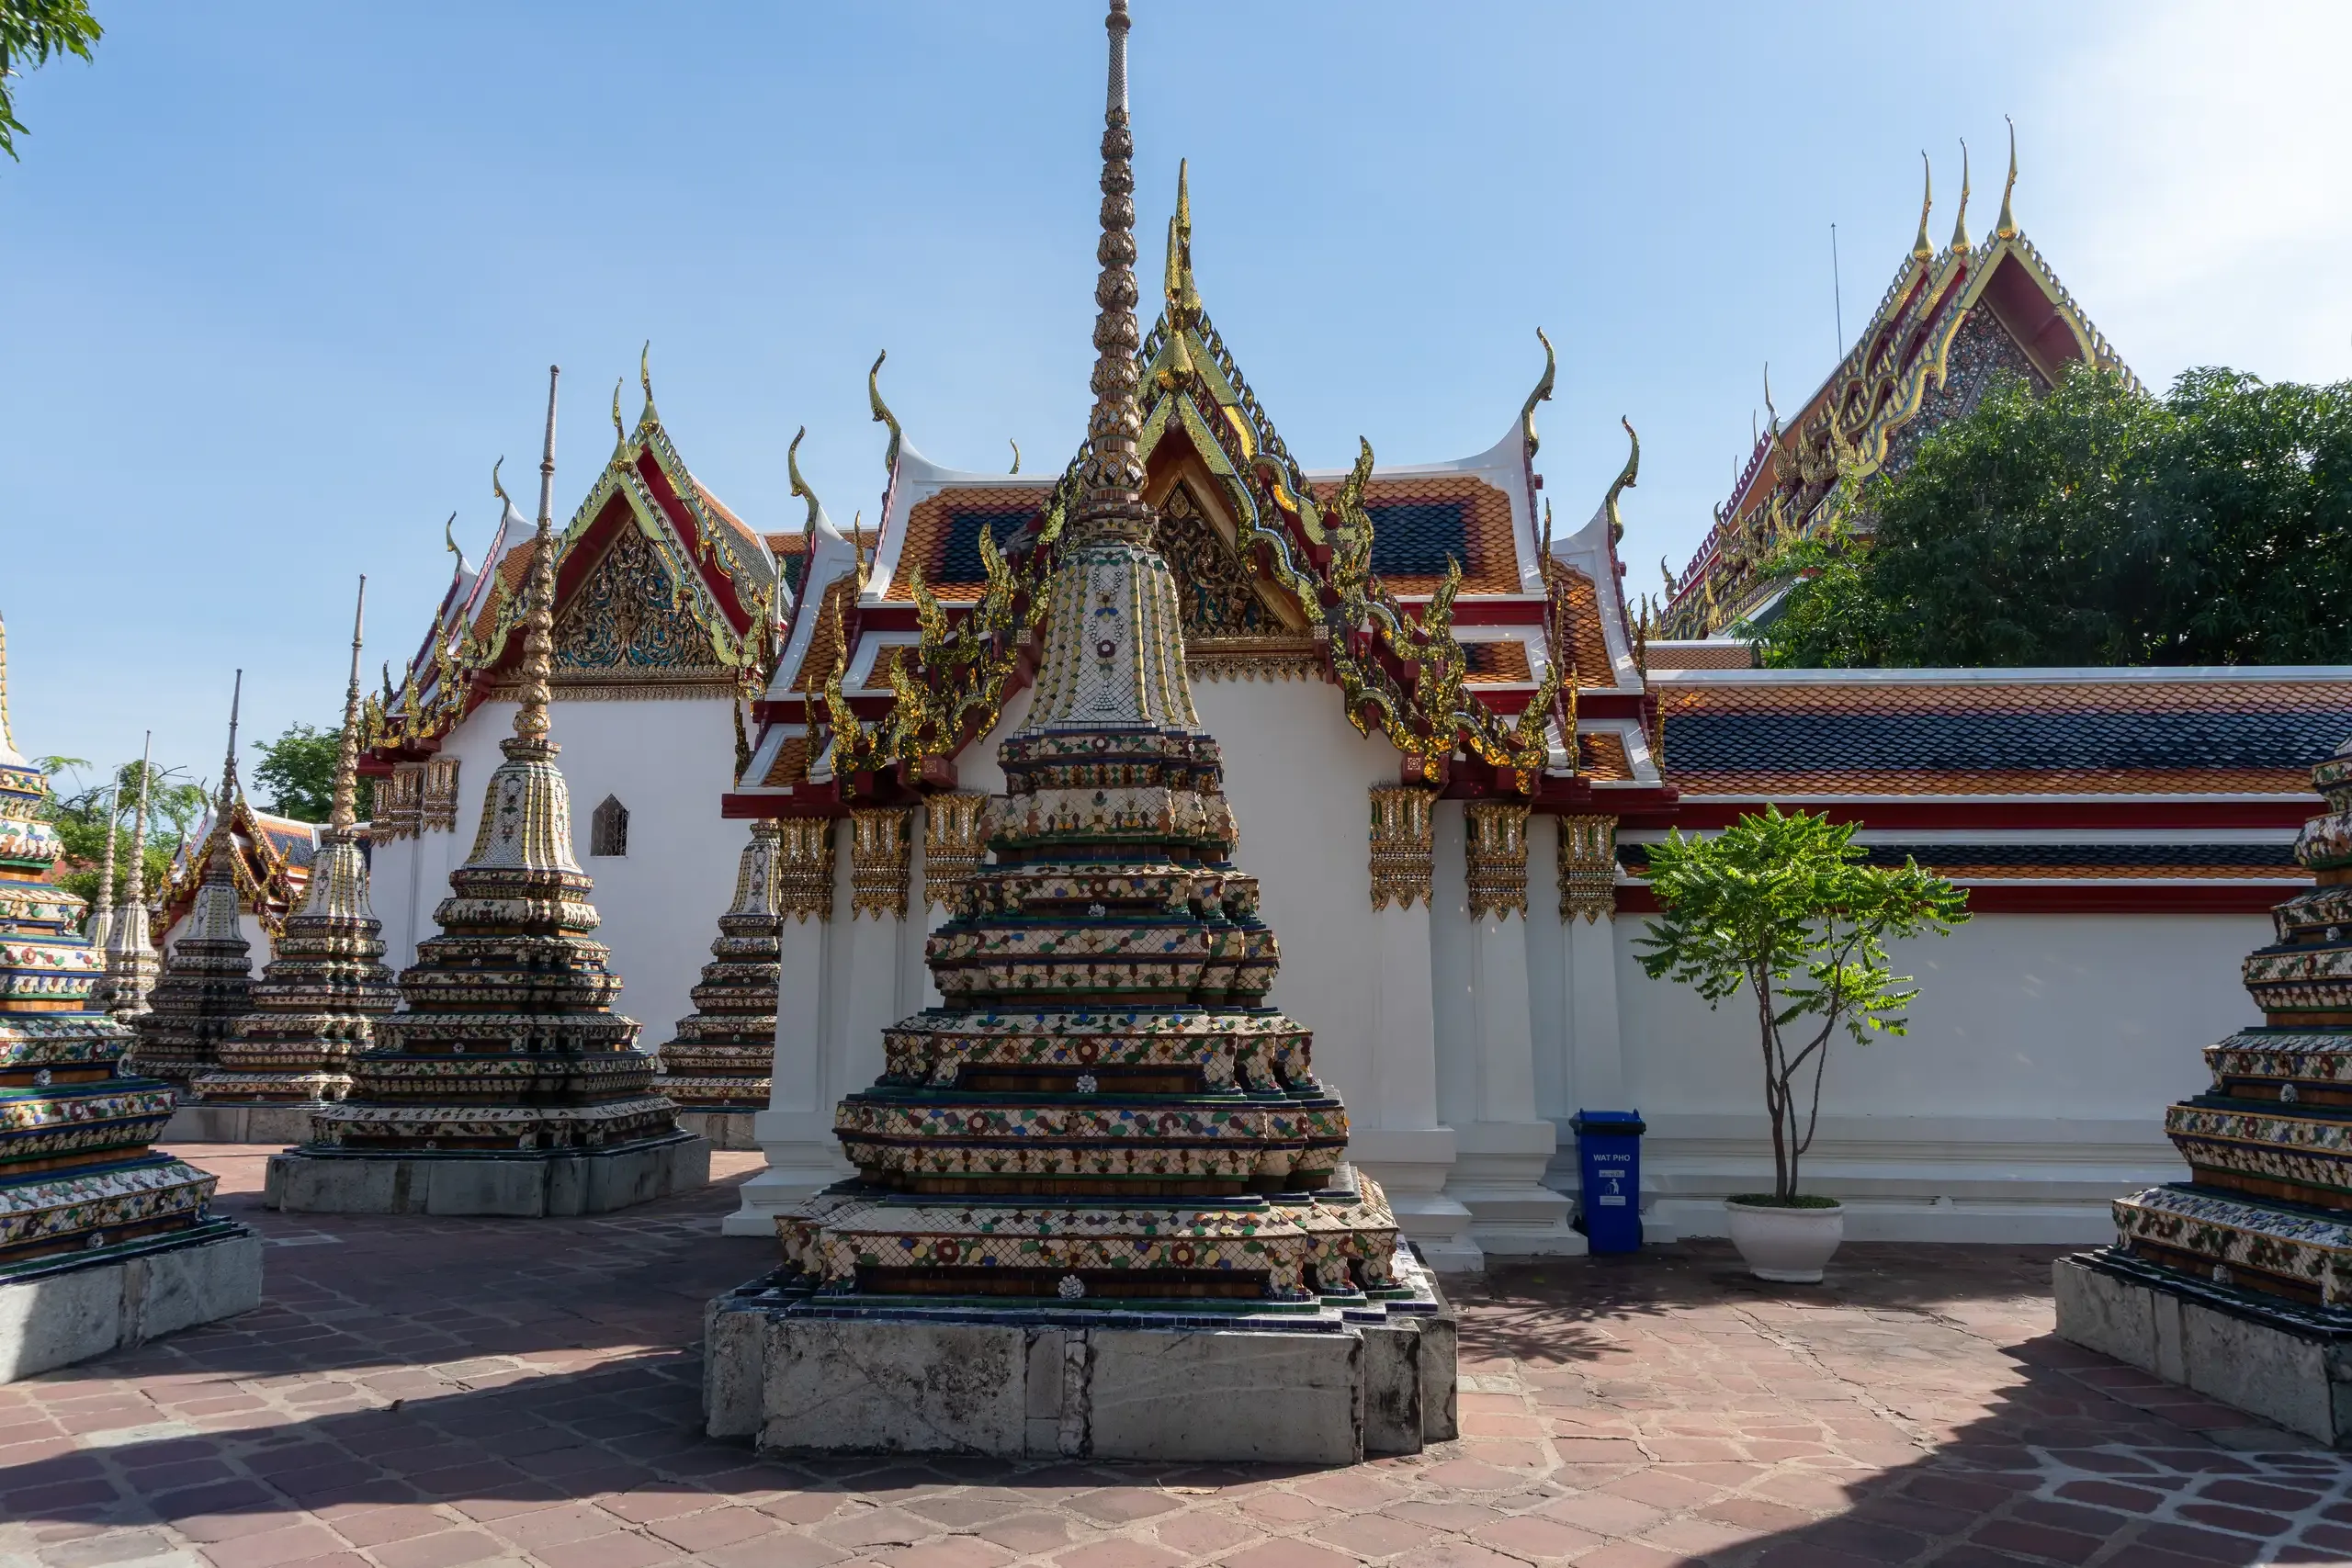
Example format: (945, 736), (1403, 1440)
(775, 816), (836, 922)
(1158, 485), (1270, 637)
(849, 807), (912, 921)
(1556, 813), (1618, 924)
(551, 527), (728, 684)
(420, 757), (460, 833)
(922, 793), (990, 912)
(1369, 785), (1438, 911)
(1465, 800), (1531, 921)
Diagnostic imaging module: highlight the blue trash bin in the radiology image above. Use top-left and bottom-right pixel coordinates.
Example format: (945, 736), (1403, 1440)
(1571, 1110), (1646, 1253)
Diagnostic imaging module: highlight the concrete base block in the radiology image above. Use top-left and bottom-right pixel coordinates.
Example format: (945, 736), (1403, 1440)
(2054, 1253), (2352, 1448)
(677, 1111), (760, 1152)
(266, 1134), (711, 1217)
(705, 1254), (1459, 1463)
(1, 1228), (263, 1383)
(164, 1103), (322, 1145)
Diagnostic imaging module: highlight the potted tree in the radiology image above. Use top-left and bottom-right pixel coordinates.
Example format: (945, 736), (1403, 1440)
(1635, 807), (1966, 1281)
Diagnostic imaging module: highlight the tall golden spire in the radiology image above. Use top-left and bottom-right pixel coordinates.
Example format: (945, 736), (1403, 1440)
(0, 611), (16, 766)
(1950, 140), (1972, 253)
(1912, 152), (1934, 262)
(1995, 116), (2019, 240)
(511, 366), (560, 758)
(1069, 0), (1151, 547)
(331, 576), (366, 839)
(1163, 154), (1198, 321)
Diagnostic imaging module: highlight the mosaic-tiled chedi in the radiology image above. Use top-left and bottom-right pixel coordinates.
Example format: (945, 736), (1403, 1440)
(652, 820), (782, 1116)
(192, 584), (398, 1114)
(130, 682), (255, 1091)
(306, 381), (677, 1158)
(775, 1), (1400, 1303)
(0, 617), (233, 1275)
(2108, 731), (2352, 1310)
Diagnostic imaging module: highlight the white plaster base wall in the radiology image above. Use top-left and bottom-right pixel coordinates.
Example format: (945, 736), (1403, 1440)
(1600, 910), (2255, 1242)
(375, 695), (744, 1044)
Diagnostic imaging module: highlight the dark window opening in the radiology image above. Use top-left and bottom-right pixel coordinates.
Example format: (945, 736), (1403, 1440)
(591, 795), (629, 857)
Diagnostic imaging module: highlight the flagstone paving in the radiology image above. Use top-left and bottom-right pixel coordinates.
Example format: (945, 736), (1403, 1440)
(3, 1146), (2347, 1568)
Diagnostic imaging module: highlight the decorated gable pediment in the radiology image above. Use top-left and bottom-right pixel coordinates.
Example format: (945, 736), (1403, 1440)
(552, 524), (728, 684)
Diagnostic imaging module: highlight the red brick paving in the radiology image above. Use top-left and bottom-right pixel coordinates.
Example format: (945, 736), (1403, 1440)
(1, 1146), (2347, 1568)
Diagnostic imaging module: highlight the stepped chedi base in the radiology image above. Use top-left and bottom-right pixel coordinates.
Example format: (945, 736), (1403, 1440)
(136, 677), (255, 1102)
(268, 370), (708, 1216)
(187, 582), (399, 1144)
(0, 617), (259, 1384)
(705, 2), (1452, 1464)
(2058, 729), (2352, 1446)
(653, 820), (783, 1151)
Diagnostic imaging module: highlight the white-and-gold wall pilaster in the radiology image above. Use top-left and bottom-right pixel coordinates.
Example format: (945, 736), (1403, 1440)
(1433, 798), (1584, 1257)
(729, 815), (849, 1236)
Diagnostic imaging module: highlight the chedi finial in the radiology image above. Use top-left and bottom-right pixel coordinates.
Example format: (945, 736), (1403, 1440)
(332, 576), (366, 838)
(0, 609), (17, 766)
(1069, 0), (1149, 545)
(512, 366), (561, 754)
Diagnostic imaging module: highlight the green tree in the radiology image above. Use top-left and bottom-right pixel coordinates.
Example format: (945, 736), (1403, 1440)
(253, 722), (367, 823)
(1, 0), (102, 160)
(1751, 366), (2352, 668)
(39, 758), (182, 914)
(1634, 807), (1968, 1202)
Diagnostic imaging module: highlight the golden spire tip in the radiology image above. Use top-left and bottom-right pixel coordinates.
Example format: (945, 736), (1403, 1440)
(1996, 115), (2018, 240)
(1950, 139), (1972, 253)
(1913, 151), (1934, 261)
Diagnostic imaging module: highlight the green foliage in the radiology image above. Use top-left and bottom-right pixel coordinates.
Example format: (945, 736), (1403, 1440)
(253, 722), (366, 822)
(36, 757), (200, 918)
(0, 0), (101, 160)
(1752, 365), (2352, 668)
(1634, 807), (1968, 1201)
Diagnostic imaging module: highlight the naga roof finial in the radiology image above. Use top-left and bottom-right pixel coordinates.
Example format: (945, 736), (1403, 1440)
(849, 510), (865, 586)
(639, 340), (656, 414)
(1164, 156), (1199, 321)
(1604, 417), (1640, 547)
(1521, 326), (1556, 461)
(442, 511), (460, 558)
(1996, 115), (2019, 240)
(1913, 152), (1935, 262)
(787, 425), (821, 543)
(611, 377), (627, 448)
(1950, 139), (1972, 253)
(1763, 363), (1779, 437)
(491, 456), (510, 507)
(511, 366), (561, 755)
(1008, 439), (1021, 474)
(331, 576), (366, 838)
(867, 349), (903, 477)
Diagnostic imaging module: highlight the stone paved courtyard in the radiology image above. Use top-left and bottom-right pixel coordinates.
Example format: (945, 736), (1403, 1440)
(4, 1149), (2349, 1568)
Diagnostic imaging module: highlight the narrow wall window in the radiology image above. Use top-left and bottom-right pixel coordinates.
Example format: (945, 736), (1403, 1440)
(591, 795), (629, 857)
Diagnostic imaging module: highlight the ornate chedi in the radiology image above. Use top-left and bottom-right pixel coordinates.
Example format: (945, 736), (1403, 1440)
(710, 5), (1449, 1467)
(269, 369), (707, 1216)
(131, 680), (255, 1093)
(0, 616), (256, 1381)
(104, 733), (161, 1022)
(188, 583), (398, 1140)
(2061, 729), (2352, 1442)
(651, 819), (783, 1145)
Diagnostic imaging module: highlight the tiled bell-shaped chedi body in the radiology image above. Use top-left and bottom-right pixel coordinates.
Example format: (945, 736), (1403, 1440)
(310, 728), (674, 1154)
(653, 820), (782, 1127)
(190, 831), (397, 1115)
(778, 526), (1402, 1303)
(0, 619), (253, 1376)
(129, 839), (253, 1093)
(2107, 732), (2352, 1302)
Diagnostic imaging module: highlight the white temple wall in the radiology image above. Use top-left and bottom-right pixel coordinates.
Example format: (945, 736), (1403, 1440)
(377, 695), (742, 1043)
(1607, 909), (2257, 1243)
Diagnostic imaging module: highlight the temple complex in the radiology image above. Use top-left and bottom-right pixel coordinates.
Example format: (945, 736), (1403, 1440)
(2057, 727), (2352, 1443)
(0, 617), (260, 1383)
(130, 680), (256, 1094)
(704, 4), (1452, 1463)
(1660, 133), (2134, 638)
(267, 371), (708, 1217)
(650, 819), (786, 1148)
(184, 583), (400, 1143)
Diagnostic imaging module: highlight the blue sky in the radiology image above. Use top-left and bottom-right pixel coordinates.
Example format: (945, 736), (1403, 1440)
(6, 2), (2348, 797)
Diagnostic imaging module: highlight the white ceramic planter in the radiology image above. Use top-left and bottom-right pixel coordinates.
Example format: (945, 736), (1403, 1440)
(1724, 1200), (1846, 1282)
